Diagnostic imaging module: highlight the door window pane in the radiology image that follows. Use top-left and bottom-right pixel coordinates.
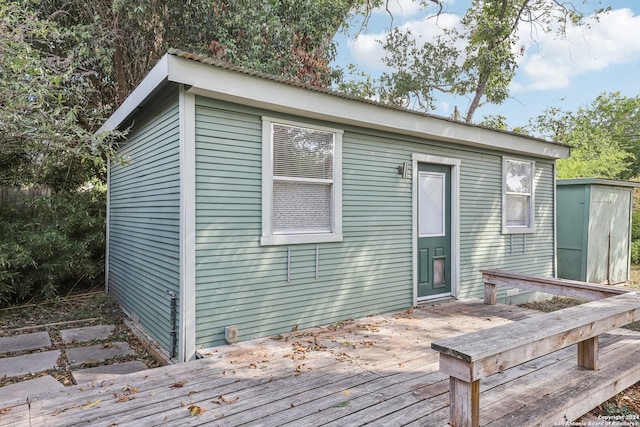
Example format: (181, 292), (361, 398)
(419, 172), (445, 237)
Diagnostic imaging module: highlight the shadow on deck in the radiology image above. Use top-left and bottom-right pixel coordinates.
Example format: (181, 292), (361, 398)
(1, 299), (639, 426)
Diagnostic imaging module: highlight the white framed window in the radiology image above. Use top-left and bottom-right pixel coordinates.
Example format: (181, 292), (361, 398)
(502, 157), (535, 234)
(261, 117), (343, 245)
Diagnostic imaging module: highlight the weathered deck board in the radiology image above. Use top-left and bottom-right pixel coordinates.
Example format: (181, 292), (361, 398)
(1, 299), (639, 427)
(480, 330), (639, 425)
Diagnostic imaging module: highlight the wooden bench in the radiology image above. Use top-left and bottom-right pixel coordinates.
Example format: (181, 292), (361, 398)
(430, 292), (640, 427)
(481, 269), (630, 305)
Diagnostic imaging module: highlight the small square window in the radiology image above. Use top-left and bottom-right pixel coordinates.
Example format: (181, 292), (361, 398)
(261, 118), (343, 245)
(502, 158), (535, 234)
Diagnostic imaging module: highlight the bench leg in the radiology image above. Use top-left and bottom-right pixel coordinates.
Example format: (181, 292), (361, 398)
(578, 336), (598, 370)
(449, 377), (480, 427)
(484, 283), (496, 305)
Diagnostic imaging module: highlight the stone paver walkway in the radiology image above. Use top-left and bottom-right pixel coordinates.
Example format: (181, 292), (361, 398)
(67, 341), (135, 367)
(0, 331), (51, 353)
(0, 324), (148, 404)
(60, 325), (114, 344)
(0, 350), (61, 378)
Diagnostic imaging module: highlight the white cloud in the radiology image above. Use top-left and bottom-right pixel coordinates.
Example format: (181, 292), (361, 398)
(348, 33), (388, 71)
(348, 12), (462, 72)
(515, 8), (640, 91)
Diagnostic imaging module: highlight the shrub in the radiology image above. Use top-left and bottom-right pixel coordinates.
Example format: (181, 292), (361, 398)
(632, 240), (640, 265)
(0, 187), (106, 306)
(632, 211), (640, 241)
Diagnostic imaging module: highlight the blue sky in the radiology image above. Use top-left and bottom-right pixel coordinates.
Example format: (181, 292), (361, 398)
(332, 0), (640, 129)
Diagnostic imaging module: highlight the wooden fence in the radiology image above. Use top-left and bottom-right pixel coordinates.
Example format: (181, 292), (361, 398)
(0, 186), (51, 206)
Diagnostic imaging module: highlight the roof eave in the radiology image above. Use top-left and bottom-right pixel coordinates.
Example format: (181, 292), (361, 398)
(97, 55), (170, 134)
(557, 178), (640, 188)
(99, 52), (570, 160)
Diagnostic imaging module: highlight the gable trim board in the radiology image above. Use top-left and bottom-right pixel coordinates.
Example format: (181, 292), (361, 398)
(178, 87), (197, 362)
(102, 50), (570, 362)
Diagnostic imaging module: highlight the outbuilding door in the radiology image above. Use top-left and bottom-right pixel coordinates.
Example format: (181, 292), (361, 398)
(417, 163), (452, 298)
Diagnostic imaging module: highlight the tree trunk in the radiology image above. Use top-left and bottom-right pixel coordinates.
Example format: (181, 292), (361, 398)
(465, 74), (489, 123)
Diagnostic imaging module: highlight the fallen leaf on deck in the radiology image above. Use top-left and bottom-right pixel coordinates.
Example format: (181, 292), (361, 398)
(114, 393), (134, 402)
(82, 400), (102, 409)
(334, 401), (350, 408)
(123, 385), (138, 394)
(188, 405), (204, 416)
(170, 382), (185, 389)
(212, 395), (239, 404)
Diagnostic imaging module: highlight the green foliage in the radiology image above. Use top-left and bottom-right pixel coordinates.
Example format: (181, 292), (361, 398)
(0, 187), (106, 307)
(632, 239), (640, 265)
(375, 26), (460, 110)
(556, 142), (633, 179)
(33, 0), (369, 105)
(528, 93), (639, 180)
(0, 2), (122, 191)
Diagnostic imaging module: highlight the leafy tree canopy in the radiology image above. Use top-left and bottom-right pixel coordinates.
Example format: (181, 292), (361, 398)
(527, 92), (640, 180)
(0, 2), (119, 191)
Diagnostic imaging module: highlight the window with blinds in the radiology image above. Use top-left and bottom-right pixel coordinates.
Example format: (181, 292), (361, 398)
(261, 118), (343, 245)
(273, 124), (334, 233)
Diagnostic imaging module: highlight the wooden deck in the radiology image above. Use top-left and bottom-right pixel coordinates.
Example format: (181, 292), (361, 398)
(2, 299), (640, 426)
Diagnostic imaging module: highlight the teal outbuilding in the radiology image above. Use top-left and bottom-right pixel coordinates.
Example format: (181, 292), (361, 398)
(99, 50), (570, 362)
(557, 179), (639, 284)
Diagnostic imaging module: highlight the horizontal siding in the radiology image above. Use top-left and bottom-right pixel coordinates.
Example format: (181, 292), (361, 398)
(194, 97), (557, 348)
(458, 157), (556, 301)
(108, 95), (181, 352)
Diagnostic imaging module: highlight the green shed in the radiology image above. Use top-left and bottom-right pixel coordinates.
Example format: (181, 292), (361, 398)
(557, 178), (639, 284)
